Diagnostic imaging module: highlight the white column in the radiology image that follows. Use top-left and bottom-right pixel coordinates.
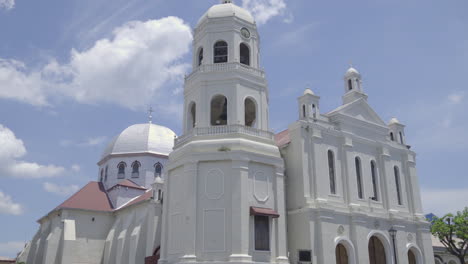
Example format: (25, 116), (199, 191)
(181, 161), (198, 262)
(275, 166), (289, 263)
(229, 160), (252, 262)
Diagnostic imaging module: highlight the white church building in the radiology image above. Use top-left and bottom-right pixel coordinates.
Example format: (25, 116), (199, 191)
(19, 1), (435, 264)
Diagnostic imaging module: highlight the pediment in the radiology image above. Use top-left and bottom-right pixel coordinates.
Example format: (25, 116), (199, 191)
(327, 99), (386, 127)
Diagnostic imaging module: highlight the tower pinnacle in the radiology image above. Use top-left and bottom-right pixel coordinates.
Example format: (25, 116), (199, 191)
(148, 106), (154, 124)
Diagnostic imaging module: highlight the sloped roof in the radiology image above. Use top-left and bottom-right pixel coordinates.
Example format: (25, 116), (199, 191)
(118, 190), (153, 210)
(107, 179), (147, 192)
(326, 98), (386, 127)
(275, 129), (290, 147)
(56, 182), (113, 212)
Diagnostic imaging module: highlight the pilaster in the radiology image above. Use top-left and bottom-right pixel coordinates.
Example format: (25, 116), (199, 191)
(229, 159), (252, 262)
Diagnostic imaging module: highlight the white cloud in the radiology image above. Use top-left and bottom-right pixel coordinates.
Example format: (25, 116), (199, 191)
(399, 91), (468, 151)
(0, 124), (26, 160)
(71, 164), (81, 172)
(0, 59), (48, 106)
(242, 0), (287, 25)
(60, 136), (107, 147)
(422, 188), (468, 216)
(0, 0), (14, 10)
(0, 124), (66, 179)
(0, 191), (23, 215)
(0, 241), (26, 258)
(43, 182), (80, 196)
(448, 91), (465, 105)
(0, 17), (192, 113)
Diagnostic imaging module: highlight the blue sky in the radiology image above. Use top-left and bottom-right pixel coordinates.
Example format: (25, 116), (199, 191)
(0, 0), (467, 258)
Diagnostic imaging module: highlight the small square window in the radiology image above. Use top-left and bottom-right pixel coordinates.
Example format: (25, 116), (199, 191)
(298, 250), (312, 262)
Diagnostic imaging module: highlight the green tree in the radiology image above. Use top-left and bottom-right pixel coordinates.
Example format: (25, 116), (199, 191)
(431, 207), (468, 264)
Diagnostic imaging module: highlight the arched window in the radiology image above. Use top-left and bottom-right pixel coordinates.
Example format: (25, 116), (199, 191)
(368, 236), (387, 264)
(117, 162), (126, 179)
(157, 190), (163, 201)
(198, 48), (204, 66)
(355, 157), (363, 199)
(328, 150), (336, 194)
(335, 244), (349, 264)
(131, 161), (140, 178)
(105, 166), (108, 181)
(214, 41), (228, 63)
(244, 98), (257, 127)
(240, 43), (250, 65)
(408, 250), (416, 264)
(302, 105), (306, 118)
(187, 102), (196, 129)
(211, 95), (228, 126)
(399, 132), (404, 144)
(394, 166), (402, 205)
(100, 169), (104, 182)
(390, 132), (394, 141)
(348, 79), (353, 91)
(154, 163), (162, 178)
(371, 161), (378, 201)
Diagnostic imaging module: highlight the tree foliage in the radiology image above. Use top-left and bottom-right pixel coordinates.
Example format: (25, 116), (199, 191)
(431, 207), (468, 264)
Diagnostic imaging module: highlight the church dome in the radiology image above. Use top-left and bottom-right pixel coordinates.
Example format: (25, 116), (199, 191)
(102, 123), (176, 158)
(197, 1), (255, 27)
(345, 67), (361, 78)
(303, 88), (315, 95)
(389, 117), (401, 125)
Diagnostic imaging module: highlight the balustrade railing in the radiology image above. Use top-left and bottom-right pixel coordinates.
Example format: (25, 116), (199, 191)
(185, 62), (265, 82)
(174, 124), (274, 147)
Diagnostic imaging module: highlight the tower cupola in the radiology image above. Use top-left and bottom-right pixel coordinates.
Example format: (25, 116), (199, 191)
(298, 88), (320, 120)
(182, 1), (268, 134)
(342, 66), (367, 104)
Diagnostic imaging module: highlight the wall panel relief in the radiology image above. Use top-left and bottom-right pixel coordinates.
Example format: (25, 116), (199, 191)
(253, 171), (269, 202)
(203, 209), (226, 252)
(205, 168), (224, 200)
(168, 213), (183, 254)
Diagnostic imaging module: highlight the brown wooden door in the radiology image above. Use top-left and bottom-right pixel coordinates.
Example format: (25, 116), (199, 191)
(408, 250), (416, 264)
(335, 244), (349, 264)
(368, 236), (387, 264)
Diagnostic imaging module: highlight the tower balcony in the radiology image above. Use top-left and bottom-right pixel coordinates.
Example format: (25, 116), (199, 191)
(174, 124), (275, 148)
(185, 62), (266, 85)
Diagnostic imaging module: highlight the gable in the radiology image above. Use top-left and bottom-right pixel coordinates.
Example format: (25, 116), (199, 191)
(327, 98), (386, 126)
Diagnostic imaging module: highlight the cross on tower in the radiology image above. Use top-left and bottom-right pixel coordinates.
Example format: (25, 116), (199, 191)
(148, 106), (154, 124)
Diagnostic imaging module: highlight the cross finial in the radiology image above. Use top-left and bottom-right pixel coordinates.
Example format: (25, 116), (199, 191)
(306, 83), (311, 90)
(148, 106), (154, 124)
(349, 60), (353, 68)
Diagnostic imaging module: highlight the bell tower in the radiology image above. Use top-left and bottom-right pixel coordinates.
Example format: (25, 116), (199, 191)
(160, 2), (288, 264)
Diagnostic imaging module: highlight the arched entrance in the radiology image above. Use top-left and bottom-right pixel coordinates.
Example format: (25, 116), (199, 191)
(368, 236), (387, 264)
(408, 249), (416, 264)
(335, 244), (349, 264)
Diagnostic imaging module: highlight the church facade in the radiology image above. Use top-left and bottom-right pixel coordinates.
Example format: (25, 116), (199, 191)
(19, 1), (434, 264)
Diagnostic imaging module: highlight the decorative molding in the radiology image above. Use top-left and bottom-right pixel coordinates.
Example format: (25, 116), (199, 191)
(253, 171), (269, 202)
(205, 169), (224, 200)
(202, 208), (226, 252)
(337, 225), (345, 235)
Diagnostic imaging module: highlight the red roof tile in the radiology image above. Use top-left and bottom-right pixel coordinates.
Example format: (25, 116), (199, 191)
(107, 179), (147, 192)
(56, 182), (113, 212)
(275, 129), (290, 147)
